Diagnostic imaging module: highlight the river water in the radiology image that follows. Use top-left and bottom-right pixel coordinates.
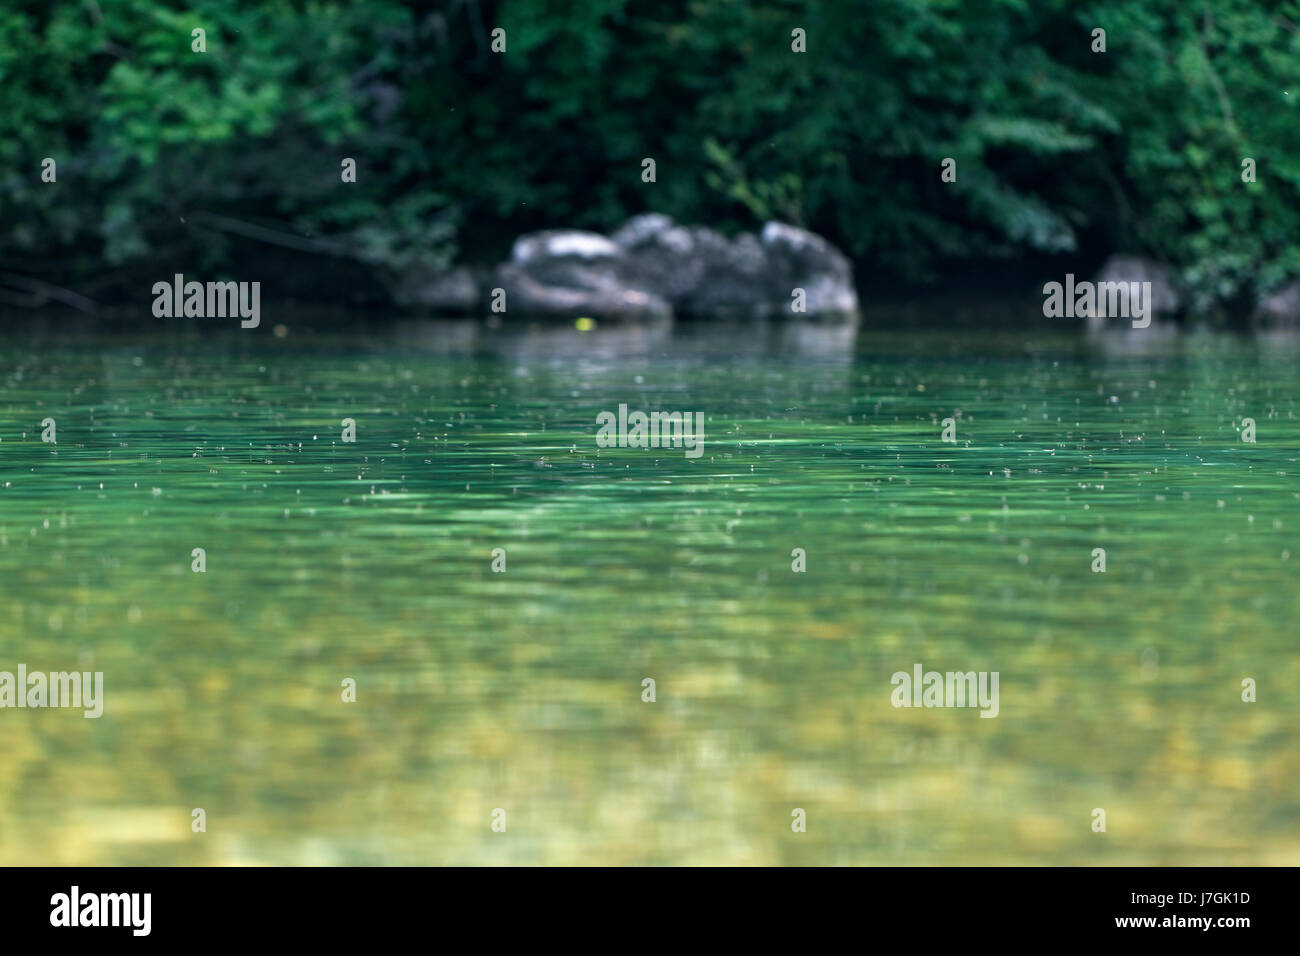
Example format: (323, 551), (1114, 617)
(1, 316), (1296, 864)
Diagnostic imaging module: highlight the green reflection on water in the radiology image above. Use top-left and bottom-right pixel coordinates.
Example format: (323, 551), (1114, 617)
(1, 320), (1297, 865)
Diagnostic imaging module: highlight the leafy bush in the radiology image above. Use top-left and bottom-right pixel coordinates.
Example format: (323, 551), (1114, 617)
(2, 0), (1297, 315)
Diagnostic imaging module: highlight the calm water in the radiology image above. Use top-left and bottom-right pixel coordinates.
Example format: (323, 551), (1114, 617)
(1, 317), (1297, 865)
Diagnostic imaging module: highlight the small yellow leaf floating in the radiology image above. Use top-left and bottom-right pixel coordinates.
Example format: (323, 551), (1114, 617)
(575, 316), (596, 332)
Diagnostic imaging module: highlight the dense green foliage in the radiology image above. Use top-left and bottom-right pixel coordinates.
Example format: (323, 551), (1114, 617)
(2, 0), (1298, 313)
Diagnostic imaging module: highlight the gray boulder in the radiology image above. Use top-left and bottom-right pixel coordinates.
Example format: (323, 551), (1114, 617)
(492, 230), (671, 321)
(512, 230), (622, 264)
(613, 214), (858, 319)
(759, 221), (859, 317)
(1089, 255), (1181, 329)
(497, 216), (859, 322)
(613, 215), (769, 317)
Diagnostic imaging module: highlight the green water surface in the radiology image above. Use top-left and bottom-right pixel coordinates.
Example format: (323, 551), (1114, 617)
(1, 318), (1296, 865)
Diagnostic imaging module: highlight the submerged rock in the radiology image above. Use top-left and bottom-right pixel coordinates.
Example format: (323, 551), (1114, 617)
(496, 215), (858, 322)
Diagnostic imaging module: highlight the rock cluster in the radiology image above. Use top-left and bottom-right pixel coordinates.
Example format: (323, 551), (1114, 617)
(401, 215), (860, 321)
